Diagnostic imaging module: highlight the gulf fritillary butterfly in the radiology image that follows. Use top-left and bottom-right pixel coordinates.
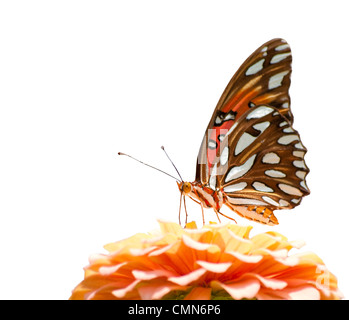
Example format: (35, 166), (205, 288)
(121, 38), (310, 226)
(179, 38), (309, 226)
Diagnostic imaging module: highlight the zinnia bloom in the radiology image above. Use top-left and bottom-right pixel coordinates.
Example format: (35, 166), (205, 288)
(70, 221), (342, 300)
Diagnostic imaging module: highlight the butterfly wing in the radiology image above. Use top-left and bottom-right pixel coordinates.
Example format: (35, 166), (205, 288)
(194, 38), (309, 224)
(196, 38), (293, 185)
(213, 105), (309, 221)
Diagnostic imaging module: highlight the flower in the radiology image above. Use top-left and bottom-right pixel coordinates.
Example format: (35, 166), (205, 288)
(70, 221), (342, 300)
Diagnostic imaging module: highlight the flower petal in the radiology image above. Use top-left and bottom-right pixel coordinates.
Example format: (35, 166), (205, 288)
(112, 280), (141, 298)
(138, 283), (187, 300)
(248, 273), (287, 290)
(129, 246), (158, 256)
(71, 220), (342, 300)
(182, 234), (214, 251)
(226, 251), (263, 263)
(132, 269), (176, 280)
(212, 279), (260, 300)
(196, 260), (232, 273)
(99, 262), (127, 276)
(168, 268), (206, 286)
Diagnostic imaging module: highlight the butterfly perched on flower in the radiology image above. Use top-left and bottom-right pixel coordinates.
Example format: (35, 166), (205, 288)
(120, 38), (309, 226)
(176, 38), (310, 225)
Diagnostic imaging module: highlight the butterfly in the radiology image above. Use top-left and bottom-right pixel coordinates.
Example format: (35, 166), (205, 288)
(177, 38), (310, 225)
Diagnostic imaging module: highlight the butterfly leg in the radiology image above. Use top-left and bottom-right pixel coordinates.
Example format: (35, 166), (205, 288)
(187, 195), (206, 225)
(183, 196), (188, 224)
(213, 209), (222, 223)
(201, 203), (205, 225)
(178, 193), (183, 225)
(216, 210), (236, 224)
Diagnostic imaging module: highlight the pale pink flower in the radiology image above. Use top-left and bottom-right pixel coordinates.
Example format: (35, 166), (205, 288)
(70, 221), (342, 300)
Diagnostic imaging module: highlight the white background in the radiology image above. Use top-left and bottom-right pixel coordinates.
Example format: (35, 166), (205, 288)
(1, 1), (348, 299)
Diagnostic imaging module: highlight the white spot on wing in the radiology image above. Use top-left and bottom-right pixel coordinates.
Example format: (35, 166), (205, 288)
(278, 183), (303, 196)
(275, 44), (290, 51)
(220, 146), (229, 166)
(235, 132), (256, 155)
(245, 59), (265, 76)
(208, 140), (217, 149)
(209, 164), (217, 190)
(253, 121), (270, 133)
(295, 142), (305, 149)
(283, 127), (294, 133)
(295, 170), (306, 179)
(270, 52), (291, 64)
(224, 113), (235, 121)
(278, 134), (299, 145)
(218, 134), (225, 142)
(268, 71), (289, 90)
(226, 197), (267, 206)
(209, 175), (216, 190)
(223, 182), (247, 193)
(225, 154), (256, 182)
(293, 151), (305, 158)
(293, 160), (306, 169)
(300, 180), (309, 191)
(262, 152), (280, 164)
(262, 196), (279, 206)
(215, 116), (222, 125)
(253, 181), (274, 192)
(265, 169), (286, 178)
(261, 46), (268, 52)
(279, 199), (289, 207)
(246, 106), (274, 120)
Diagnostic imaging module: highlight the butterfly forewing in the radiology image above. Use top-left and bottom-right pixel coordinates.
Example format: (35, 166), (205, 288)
(194, 38), (309, 224)
(196, 38), (294, 184)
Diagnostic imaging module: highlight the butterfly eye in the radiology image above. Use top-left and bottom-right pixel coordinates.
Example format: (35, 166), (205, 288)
(182, 182), (192, 194)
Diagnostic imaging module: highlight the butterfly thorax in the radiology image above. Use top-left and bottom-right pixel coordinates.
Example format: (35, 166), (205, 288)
(177, 181), (223, 211)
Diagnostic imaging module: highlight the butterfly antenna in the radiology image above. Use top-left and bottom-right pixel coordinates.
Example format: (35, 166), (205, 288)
(118, 152), (181, 182)
(161, 146), (183, 182)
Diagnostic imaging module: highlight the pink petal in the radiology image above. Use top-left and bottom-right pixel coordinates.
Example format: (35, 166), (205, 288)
(212, 279), (260, 300)
(168, 268), (206, 286)
(89, 253), (110, 263)
(99, 262), (127, 276)
(112, 280), (141, 298)
(138, 284), (186, 300)
(132, 269), (176, 280)
(196, 260), (232, 273)
(141, 235), (165, 244)
(257, 248), (288, 258)
(129, 246), (158, 256)
(275, 255), (300, 266)
(257, 285), (321, 300)
(226, 251), (263, 263)
(149, 243), (175, 256)
(182, 234), (214, 251)
(275, 286), (321, 300)
(248, 273), (287, 290)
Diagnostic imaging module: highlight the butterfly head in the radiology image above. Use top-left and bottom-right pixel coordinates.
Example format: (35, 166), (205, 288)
(177, 181), (192, 194)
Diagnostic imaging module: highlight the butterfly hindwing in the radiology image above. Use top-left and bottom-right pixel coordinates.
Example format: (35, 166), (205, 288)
(212, 105), (309, 210)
